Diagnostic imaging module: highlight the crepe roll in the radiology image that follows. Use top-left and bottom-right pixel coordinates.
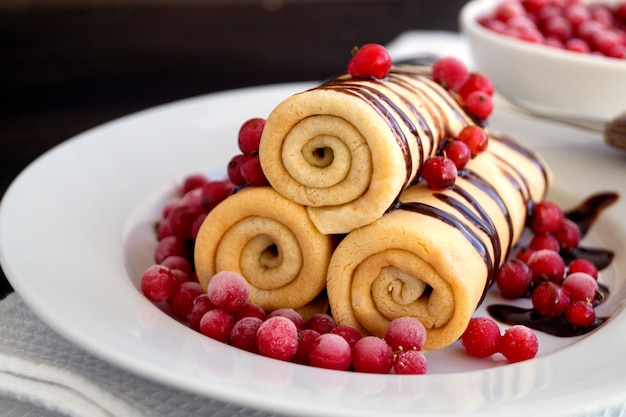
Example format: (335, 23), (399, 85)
(194, 186), (336, 311)
(326, 135), (550, 350)
(259, 68), (475, 234)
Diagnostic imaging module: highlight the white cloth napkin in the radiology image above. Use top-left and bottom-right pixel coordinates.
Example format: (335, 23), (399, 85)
(1, 31), (625, 417)
(0, 292), (283, 417)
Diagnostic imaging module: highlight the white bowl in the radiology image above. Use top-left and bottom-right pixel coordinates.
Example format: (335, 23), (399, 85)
(460, 0), (626, 120)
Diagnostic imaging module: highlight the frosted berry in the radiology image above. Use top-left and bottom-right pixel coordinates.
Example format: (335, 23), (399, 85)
(393, 349), (428, 375)
(422, 156), (457, 190)
(141, 265), (178, 302)
(267, 308), (305, 330)
(527, 249), (566, 284)
(305, 313), (337, 334)
(168, 282), (204, 320)
(238, 118), (266, 156)
(568, 259), (598, 280)
(206, 271), (250, 312)
(331, 325), (363, 348)
(351, 336), (393, 374)
(309, 333), (352, 371)
(562, 272), (598, 303)
(464, 90), (494, 119)
(457, 125), (489, 155)
(443, 140), (471, 170)
(461, 317), (501, 358)
(230, 317), (263, 353)
(432, 56), (468, 91)
(531, 281), (570, 317)
(256, 316), (299, 361)
(384, 316), (427, 352)
(531, 201), (563, 234)
(499, 325), (539, 363)
(496, 259), (532, 299)
(565, 300), (596, 327)
(347, 43), (392, 79)
(199, 309), (235, 343)
(292, 329), (321, 365)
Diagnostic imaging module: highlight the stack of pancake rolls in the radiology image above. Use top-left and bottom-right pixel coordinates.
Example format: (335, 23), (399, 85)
(194, 65), (551, 350)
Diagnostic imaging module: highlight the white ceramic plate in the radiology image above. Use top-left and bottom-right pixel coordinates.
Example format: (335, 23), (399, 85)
(1, 82), (626, 417)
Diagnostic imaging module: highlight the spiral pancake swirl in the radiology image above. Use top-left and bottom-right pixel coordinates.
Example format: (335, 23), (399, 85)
(259, 69), (475, 234)
(326, 135), (550, 350)
(194, 187), (336, 311)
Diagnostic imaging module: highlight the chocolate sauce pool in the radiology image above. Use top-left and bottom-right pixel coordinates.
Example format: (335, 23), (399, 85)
(487, 192), (619, 337)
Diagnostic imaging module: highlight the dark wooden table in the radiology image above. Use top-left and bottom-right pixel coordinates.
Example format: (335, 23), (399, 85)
(0, 0), (468, 298)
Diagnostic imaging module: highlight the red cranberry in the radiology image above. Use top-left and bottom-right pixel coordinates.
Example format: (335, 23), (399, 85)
(499, 325), (539, 363)
(553, 218), (580, 249)
(565, 300), (596, 327)
(347, 43), (392, 79)
(568, 259), (598, 280)
(496, 259), (533, 299)
(140, 264), (178, 302)
(384, 316), (427, 352)
(238, 118), (266, 156)
(181, 174), (208, 195)
(393, 350), (428, 375)
(458, 73), (495, 101)
(292, 328), (321, 365)
(527, 249), (566, 284)
(309, 333), (352, 371)
(351, 336), (393, 374)
(531, 201), (563, 234)
(464, 90), (494, 119)
(531, 281), (570, 317)
(240, 155), (269, 186)
(457, 125), (489, 155)
(256, 316), (299, 361)
(227, 154), (247, 186)
(443, 140), (471, 170)
(461, 317), (501, 358)
(422, 156), (458, 190)
(431, 56), (468, 91)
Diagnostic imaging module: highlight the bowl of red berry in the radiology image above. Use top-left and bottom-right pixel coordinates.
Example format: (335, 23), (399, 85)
(460, 0), (626, 120)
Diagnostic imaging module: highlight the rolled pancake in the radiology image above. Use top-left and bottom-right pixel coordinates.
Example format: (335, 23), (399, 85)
(259, 68), (475, 234)
(194, 186), (336, 311)
(326, 135), (550, 350)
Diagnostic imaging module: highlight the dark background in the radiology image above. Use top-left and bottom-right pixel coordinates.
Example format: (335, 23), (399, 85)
(0, 0), (469, 297)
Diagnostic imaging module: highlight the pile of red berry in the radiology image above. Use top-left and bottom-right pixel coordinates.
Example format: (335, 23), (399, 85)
(496, 200), (604, 328)
(461, 317), (539, 363)
(347, 43), (393, 79)
(144, 262), (430, 374)
(421, 56), (494, 191)
(479, 0), (626, 59)
(227, 117), (269, 187)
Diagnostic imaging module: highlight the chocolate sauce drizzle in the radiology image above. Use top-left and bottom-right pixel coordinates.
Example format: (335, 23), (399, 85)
(320, 70), (472, 191)
(488, 192), (619, 337)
